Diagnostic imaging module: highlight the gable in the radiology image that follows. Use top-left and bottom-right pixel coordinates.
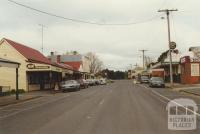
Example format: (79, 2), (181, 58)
(3, 38), (51, 65)
(0, 39), (27, 63)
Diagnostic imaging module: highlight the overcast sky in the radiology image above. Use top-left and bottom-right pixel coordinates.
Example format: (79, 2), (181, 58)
(0, 0), (200, 70)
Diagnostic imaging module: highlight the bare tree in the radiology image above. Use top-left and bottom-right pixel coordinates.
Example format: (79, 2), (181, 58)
(86, 52), (103, 74)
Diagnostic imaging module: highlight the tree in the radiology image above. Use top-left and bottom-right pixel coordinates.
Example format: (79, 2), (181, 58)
(101, 69), (127, 79)
(86, 52), (103, 74)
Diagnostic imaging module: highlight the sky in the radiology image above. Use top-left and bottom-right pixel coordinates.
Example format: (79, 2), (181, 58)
(0, 0), (200, 70)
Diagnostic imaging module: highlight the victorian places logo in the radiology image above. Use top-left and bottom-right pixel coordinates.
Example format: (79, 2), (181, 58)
(166, 98), (198, 130)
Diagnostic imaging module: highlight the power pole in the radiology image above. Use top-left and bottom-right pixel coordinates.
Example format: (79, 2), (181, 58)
(39, 24), (45, 54)
(139, 50), (148, 70)
(158, 9), (178, 87)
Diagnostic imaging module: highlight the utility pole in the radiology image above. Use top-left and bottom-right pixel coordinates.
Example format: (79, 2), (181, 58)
(158, 9), (178, 87)
(39, 24), (45, 54)
(139, 50), (148, 70)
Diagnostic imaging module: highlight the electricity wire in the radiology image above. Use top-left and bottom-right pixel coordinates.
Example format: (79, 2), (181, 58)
(7, 0), (163, 26)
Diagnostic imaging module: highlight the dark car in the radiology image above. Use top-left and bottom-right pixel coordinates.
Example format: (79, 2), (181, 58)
(140, 76), (149, 83)
(76, 79), (89, 89)
(94, 79), (101, 85)
(60, 80), (80, 92)
(149, 77), (165, 88)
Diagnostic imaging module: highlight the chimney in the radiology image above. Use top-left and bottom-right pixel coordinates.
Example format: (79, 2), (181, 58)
(50, 52), (54, 56)
(57, 55), (61, 63)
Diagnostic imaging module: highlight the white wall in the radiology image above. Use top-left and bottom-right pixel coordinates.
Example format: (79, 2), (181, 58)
(0, 40), (27, 91)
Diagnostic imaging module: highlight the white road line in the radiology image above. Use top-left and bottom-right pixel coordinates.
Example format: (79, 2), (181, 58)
(99, 99), (105, 105)
(137, 83), (200, 117)
(151, 89), (200, 117)
(86, 116), (92, 119)
(150, 92), (168, 104)
(0, 95), (69, 119)
(137, 84), (148, 89)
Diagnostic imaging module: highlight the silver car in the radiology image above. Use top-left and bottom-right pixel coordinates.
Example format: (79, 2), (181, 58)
(60, 80), (80, 92)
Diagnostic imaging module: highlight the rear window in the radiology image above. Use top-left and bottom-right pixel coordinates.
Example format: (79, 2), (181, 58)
(141, 76), (148, 79)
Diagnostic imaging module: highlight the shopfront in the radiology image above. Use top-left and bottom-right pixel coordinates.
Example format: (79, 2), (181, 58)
(0, 38), (74, 92)
(180, 56), (200, 84)
(26, 63), (63, 91)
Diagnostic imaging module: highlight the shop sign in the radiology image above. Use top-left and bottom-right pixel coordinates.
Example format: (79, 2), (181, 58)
(27, 64), (50, 69)
(27, 64), (35, 69)
(190, 57), (200, 63)
(169, 41), (176, 49)
(35, 66), (50, 69)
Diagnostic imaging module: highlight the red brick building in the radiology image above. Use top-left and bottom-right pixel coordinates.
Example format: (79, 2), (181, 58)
(180, 56), (200, 84)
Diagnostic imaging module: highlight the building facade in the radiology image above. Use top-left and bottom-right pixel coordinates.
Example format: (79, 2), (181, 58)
(48, 53), (91, 79)
(0, 38), (72, 91)
(180, 47), (200, 84)
(150, 50), (181, 83)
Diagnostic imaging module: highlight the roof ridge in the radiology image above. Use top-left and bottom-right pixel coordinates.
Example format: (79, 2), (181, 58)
(3, 38), (51, 65)
(4, 38), (40, 52)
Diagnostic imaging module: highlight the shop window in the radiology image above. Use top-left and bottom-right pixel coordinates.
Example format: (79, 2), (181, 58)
(28, 73), (40, 84)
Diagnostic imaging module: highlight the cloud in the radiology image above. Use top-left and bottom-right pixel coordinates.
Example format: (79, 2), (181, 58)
(0, 0), (200, 70)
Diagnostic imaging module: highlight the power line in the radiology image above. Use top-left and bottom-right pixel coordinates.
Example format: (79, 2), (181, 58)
(7, 0), (163, 26)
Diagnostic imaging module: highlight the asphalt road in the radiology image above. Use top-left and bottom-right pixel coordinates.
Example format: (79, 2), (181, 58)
(0, 80), (200, 134)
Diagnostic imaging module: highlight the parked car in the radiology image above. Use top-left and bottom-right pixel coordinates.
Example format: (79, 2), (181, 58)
(94, 79), (101, 85)
(60, 80), (80, 92)
(99, 79), (107, 85)
(149, 77), (165, 88)
(140, 76), (149, 83)
(86, 79), (96, 86)
(76, 79), (89, 89)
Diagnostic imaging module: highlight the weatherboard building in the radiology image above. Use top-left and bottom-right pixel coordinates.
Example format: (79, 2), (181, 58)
(0, 38), (73, 92)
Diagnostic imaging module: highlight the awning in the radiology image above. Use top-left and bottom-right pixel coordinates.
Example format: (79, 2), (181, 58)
(0, 58), (20, 68)
(151, 62), (179, 69)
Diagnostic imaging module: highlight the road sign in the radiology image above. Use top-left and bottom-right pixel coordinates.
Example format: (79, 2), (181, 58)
(169, 41), (176, 49)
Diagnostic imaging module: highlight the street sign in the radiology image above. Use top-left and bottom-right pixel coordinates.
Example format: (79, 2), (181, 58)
(169, 41), (176, 49)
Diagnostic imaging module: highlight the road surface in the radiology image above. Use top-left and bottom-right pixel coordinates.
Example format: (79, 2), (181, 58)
(0, 80), (200, 134)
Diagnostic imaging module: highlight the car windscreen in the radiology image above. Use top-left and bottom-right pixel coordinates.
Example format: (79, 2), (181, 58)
(151, 77), (163, 81)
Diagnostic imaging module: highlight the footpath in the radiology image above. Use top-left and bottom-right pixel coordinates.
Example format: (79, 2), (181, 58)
(166, 83), (200, 97)
(0, 90), (58, 107)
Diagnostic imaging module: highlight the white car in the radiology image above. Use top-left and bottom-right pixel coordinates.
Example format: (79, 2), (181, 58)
(100, 79), (107, 85)
(60, 80), (80, 92)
